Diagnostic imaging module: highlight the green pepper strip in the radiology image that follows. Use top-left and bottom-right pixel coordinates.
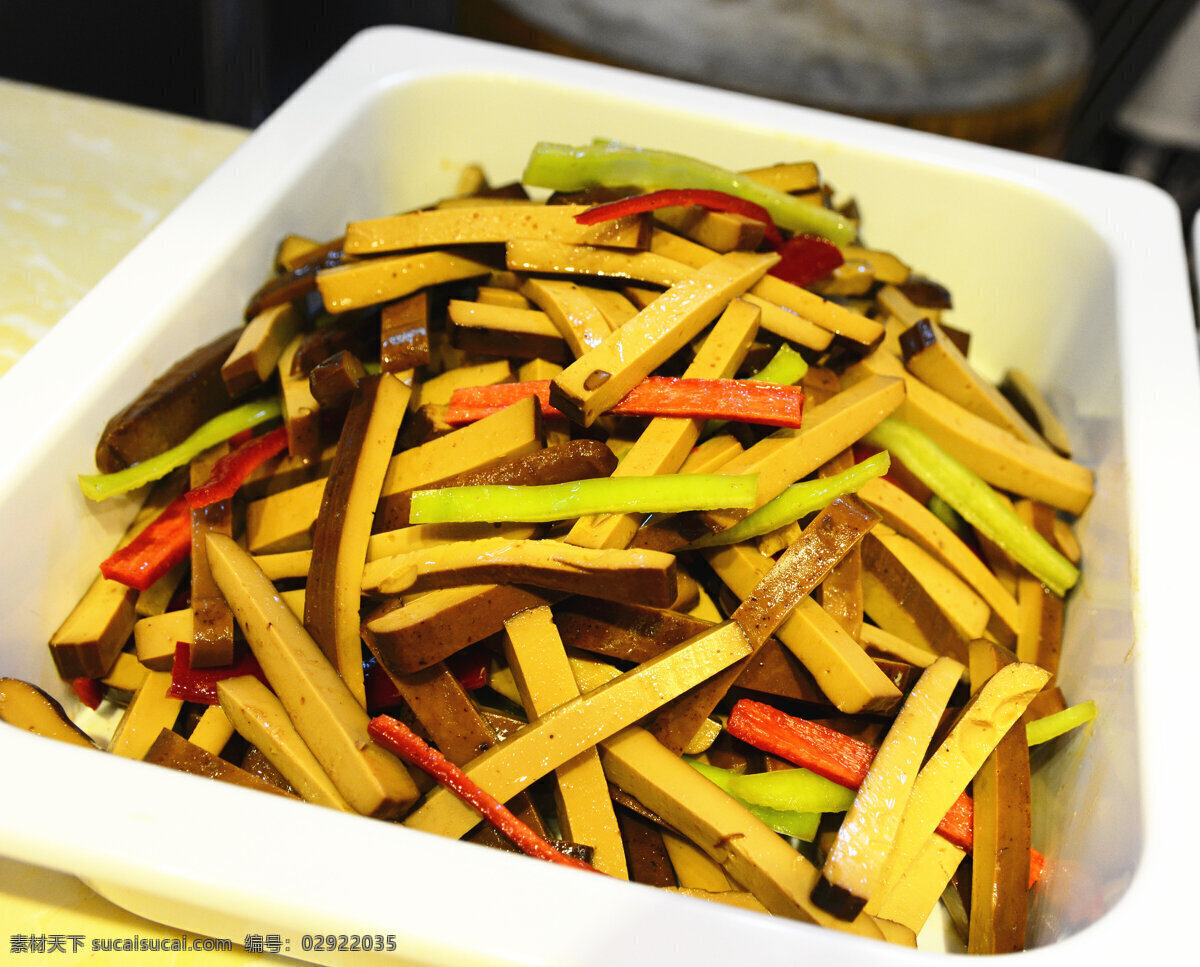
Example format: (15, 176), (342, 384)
(864, 417), (1079, 596)
(1026, 700), (1096, 746)
(725, 766), (857, 814)
(407, 474), (758, 525)
(79, 399), (283, 501)
(704, 342), (808, 438)
(687, 759), (820, 841)
(688, 451), (889, 548)
(522, 141), (856, 245)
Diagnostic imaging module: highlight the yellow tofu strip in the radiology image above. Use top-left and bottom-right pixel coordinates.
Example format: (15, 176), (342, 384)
(599, 726), (881, 938)
(741, 161), (821, 193)
(362, 537), (678, 607)
(446, 300), (569, 363)
(277, 332), (321, 461)
(872, 660), (1050, 908)
(403, 620), (753, 840)
(100, 650), (149, 694)
(845, 349), (1094, 515)
(815, 656), (963, 919)
(245, 396), (543, 554)
(701, 373), (905, 534)
(654, 206), (765, 252)
(410, 358), (513, 411)
(206, 533), (419, 818)
(520, 277), (614, 357)
(549, 251), (778, 426)
(108, 670), (183, 760)
(187, 704), (236, 756)
(661, 829), (736, 891)
(344, 204), (647, 254)
(506, 238), (690, 287)
(665, 888), (769, 914)
(316, 250), (493, 313)
(873, 835), (965, 936)
(133, 608), (189, 670)
(221, 302), (302, 397)
(857, 476), (1020, 643)
(503, 607), (628, 878)
(305, 373), (411, 707)
(858, 623), (938, 669)
(580, 285), (639, 329)
(705, 541), (902, 715)
(216, 675), (353, 812)
(565, 298), (760, 550)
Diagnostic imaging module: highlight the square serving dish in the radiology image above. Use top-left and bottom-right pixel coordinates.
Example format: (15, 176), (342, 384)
(1, 26), (1198, 966)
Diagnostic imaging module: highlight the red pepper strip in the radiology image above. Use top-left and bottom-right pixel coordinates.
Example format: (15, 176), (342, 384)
(368, 714), (601, 873)
(99, 494), (192, 592)
(574, 188), (784, 246)
(185, 425), (289, 509)
(767, 234), (845, 288)
(71, 677), (103, 710)
(445, 377), (804, 428)
(167, 642), (271, 705)
(726, 698), (1044, 887)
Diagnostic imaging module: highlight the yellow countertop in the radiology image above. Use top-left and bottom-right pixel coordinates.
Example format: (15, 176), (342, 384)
(0, 79), (307, 965)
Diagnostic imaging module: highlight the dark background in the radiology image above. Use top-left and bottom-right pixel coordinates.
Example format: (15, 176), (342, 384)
(1, 0), (1196, 224)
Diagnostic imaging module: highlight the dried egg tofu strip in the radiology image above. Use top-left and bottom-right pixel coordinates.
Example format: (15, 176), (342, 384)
(344, 204), (648, 254)
(446, 299), (569, 363)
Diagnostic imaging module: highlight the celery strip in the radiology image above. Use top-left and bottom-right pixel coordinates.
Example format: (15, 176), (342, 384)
(1026, 700), (1096, 746)
(705, 343), (808, 437)
(522, 141), (856, 245)
(407, 474), (758, 524)
(79, 399), (283, 501)
(726, 767), (856, 814)
(688, 760), (820, 841)
(688, 451), (889, 548)
(864, 417), (1079, 596)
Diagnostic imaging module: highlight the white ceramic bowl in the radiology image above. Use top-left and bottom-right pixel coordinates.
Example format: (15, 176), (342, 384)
(1, 26), (1197, 966)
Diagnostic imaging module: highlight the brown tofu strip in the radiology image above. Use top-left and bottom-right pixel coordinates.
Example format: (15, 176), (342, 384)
(649, 229), (881, 346)
(189, 444), (235, 668)
(861, 532), (969, 666)
(599, 726), (881, 938)
(900, 319), (1048, 450)
(446, 299), (571, 363)
(0, 678), (97, 748)
(845, 349), (1094, 515)
(143, 727), (298, 798)
(549, 251), (778, 426)
(1014, 501), (1064, 677)
(503, 607), (628, 878)
(814, 656), (963, 920)
(700, 373), (905, 535)
(378, 438), (616, 531)
(704, 531), (903, 718)
(278, 332), (322, 461)
(403, 620), (753, 840)
(654, 207), (766, 253)
(817, 446), (865, 639)
(243, 241), (343, 321)
(967, 641), (1032, 954)
(305, 373), (411, 707)
(49, 473), (186, 679)
(380, 292), (431, 373)
(207, 533), (419, 818)
(362, 537), (678, 608)
(520, 277), (614, 358)
(216, 674), (353, 812)
(506, 238), (689, 287)
(93, 328), (240, 473)
(857, 476), (1020, 644)
(245, 396), (543, 554)
(109, 670), (184, 760)
(565, 298), (760, 551)
(618, 809), (678, 887)
(222, 303), (302, 397)
(363, 583), (555, 675)
(871, 660), (1049, 910)
(316, 250), (493, 313)
(345, 204), (647, 255)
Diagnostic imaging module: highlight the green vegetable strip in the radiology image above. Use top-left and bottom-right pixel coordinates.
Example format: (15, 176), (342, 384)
(522, 141), (856, 245)
(1026, 700), (1096, 746)
(688, 451), (889, 548)
(687, 759), (819, 841)
(407, 474), (758, 524)
(864, 417), (1079, 596)
(78, 399), (283, 501)
(725, 767), (857, 814)
(705, 342), (809, 437)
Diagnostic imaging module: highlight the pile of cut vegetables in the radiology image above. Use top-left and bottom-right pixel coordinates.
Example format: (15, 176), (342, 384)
(7, 139), (1102, 952)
